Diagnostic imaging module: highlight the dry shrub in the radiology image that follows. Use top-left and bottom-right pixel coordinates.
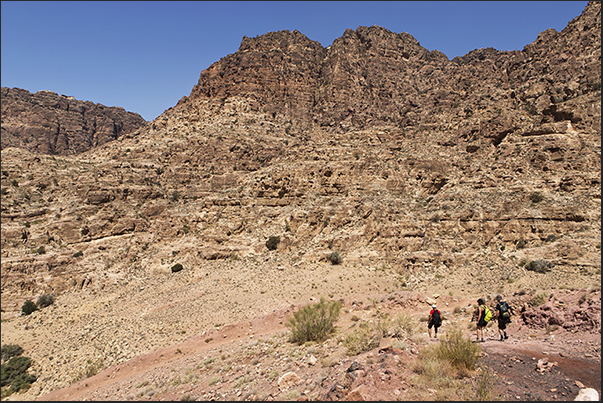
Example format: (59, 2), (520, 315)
(529, 292), (549, 307)
(343, 322), (381, 355)
(435, 327), (480, 373)
(286, 298), (342, 344)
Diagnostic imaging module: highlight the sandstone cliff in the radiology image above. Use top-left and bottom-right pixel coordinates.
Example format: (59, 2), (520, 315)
(0, 2), (600, 400)
(1, 87), (147, 155)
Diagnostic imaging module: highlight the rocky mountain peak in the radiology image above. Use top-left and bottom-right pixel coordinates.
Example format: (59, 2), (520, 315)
(239, 29), (324, 53)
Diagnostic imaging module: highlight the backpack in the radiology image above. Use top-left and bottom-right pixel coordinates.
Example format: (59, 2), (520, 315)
(483, 305), (492, 323)
(499, 302), (510, 319)
(432, 309), (442, 325)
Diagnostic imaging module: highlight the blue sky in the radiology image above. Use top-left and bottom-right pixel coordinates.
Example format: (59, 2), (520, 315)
(1, 1), (588, 121)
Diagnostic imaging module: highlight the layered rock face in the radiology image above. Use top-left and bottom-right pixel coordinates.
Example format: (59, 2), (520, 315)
(1, 87), (147, 155)
(0, 2), (600, 398)
(187, 2), (600, 138)
(1, 0), (599, 309)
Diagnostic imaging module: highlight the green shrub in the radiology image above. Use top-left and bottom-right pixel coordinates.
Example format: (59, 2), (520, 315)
(1, 345), (23, 362)
(286, 297), (342, 344)
(526, 259), (553, 273)
(328, 251), (342, 265)
(21, 300), (38, 316)
(171, 263), (184, 273)
(1, 355), (36, 394)
(343, 322), (381, 355)
(36, 294), (54, 308)
(529, 292), (549, 307)
(529, 191), (544, 203)
(266, 236), (280, 251)
(435, 328), (480, 372)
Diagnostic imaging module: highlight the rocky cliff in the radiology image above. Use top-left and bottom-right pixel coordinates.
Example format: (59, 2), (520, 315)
(1, 87), (146, 155)
(0, 1), (600, 400)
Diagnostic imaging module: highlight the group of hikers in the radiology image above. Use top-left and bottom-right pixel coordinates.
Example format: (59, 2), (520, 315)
(427, 295), (514, 342)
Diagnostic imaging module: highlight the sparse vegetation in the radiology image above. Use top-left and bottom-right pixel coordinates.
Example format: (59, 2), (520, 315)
(36, 294), (55, 308)
(327, 251), (342, 265)
(171, 263), (184, 273)
(73, 358), (104, 382)
(1, 345), (23, 362)
(526, 259), (553, 273)
(529, 191), (545, 203)
(266, 236), (280, 251)
(0, 346), (37, 398)
(286, 297), (342, 344)
(21, 300), (38, 316)
(73, 250), (83, 257)
(342, 322), (381, 355)
(434, 327), (480, 372)
(529, 292), (549, 307)
(472, 366), (496, 400)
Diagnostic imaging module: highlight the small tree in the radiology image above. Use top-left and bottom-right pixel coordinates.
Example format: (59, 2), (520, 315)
(21, 300), (38, 316)
(287, 298), (342, 344)
(328, 251), (342, 265)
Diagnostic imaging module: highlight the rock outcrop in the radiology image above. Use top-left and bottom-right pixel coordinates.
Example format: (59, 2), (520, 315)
(1, 87), (146, 155)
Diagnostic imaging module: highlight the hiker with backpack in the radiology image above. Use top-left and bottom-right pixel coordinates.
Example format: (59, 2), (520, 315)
(428, 304), (442, 338)
(474, 298), (492, 342)
(494, 295), (514, 341)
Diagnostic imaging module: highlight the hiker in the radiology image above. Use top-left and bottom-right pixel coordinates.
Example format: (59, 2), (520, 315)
(474, 298), (489, 342)
(494, 295), (514, 341)
(428, 304), (442, 338)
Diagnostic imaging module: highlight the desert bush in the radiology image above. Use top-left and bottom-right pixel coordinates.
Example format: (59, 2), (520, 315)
(529, 292), (549, 307)
(343, 322), (381, 355)
(36, 294), (55, 308)
(35, 246), (46, 255)
(529, 191), (544, 203)
(1, 355), (37, 395)
(1, 345), (23, 362)
(434, 327), (480, 372)
(472, 366), (495, 400)
(171, 263), (184, 273)
(266, 236), (280, 251)
(516, 239), (527, 249)
(412, 354), (455, 383)
(327, 251), (342, 265)
(286, 297), (342, 344)
(73, 250), (83, 258)
(73, 359), (104, 382)
(526, 259), (553, 273)
(21, 300), (38, 316)
(389, 313), (416, 338)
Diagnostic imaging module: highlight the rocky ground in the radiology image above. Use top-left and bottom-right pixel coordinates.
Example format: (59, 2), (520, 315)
(1, 285), (600, 401)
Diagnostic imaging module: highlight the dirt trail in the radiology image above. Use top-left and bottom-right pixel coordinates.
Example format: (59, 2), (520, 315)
(33, 291), (601, 401)
(38, 307), (293, 401)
